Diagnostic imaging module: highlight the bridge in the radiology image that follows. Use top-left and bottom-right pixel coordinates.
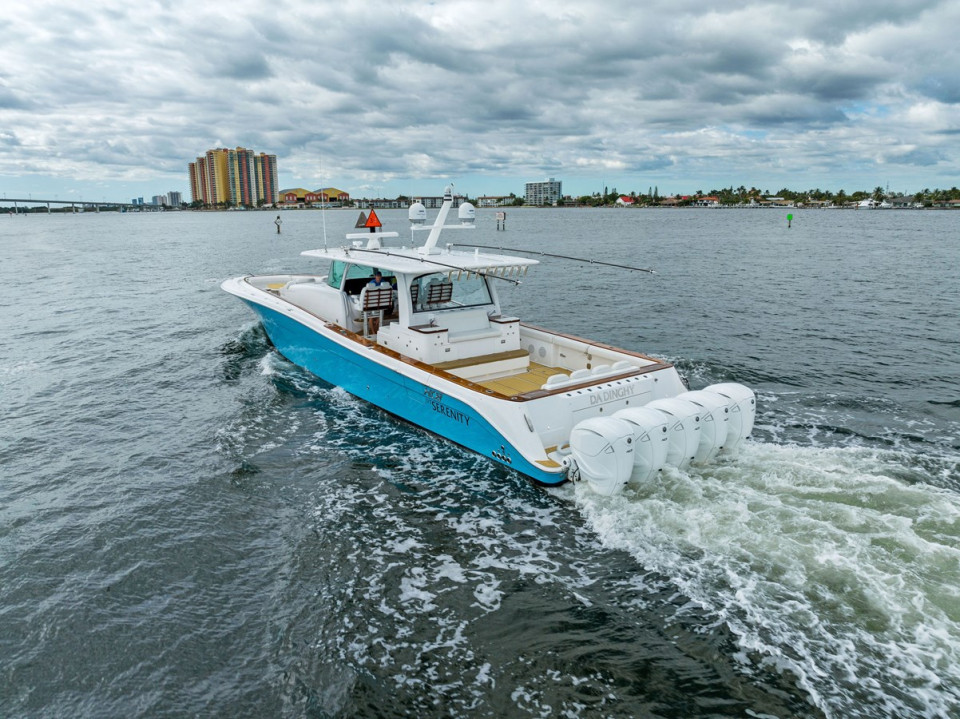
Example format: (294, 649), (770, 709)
(2, 197), (163, 214)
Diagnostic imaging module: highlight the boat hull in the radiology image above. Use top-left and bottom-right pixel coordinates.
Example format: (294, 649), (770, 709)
(241, 297), (566, 484)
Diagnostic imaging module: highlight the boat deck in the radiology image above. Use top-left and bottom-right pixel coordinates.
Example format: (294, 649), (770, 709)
(431, 350), (566, 397)
(429, 346), (666, 399)
(474, 362), (564, 396)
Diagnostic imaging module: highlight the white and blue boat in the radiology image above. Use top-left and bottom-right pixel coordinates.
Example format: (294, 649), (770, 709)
(222, 186), (755, 495)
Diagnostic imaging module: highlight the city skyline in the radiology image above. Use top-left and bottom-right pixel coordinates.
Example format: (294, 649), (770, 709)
(1, 1), (959, 204)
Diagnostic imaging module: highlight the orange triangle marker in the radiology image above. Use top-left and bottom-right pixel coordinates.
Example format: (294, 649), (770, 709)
(365, 208), (382, 228)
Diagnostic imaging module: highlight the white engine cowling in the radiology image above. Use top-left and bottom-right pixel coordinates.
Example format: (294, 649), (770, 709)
(678, 390), (730, 464)
(569, 417), (635, 496)
(644, 397), (702, 469)
(612, 407), (670, 485)
(702, 383), (756, 455)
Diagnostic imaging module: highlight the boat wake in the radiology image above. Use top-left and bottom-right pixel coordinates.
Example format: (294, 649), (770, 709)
(222, 341), (960, 715)
(573, 440), (960, 717)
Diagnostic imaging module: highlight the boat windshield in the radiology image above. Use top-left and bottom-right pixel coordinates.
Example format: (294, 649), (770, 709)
(327, 261), (385, 292)
(326, 260), (347, 289)
(412, 272), (491, 313)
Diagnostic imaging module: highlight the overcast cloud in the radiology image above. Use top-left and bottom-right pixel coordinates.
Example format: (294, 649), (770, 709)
(1, 0), (958, 200)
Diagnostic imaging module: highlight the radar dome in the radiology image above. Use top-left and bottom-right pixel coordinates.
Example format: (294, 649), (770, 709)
(408, 202), (427, 225)
(458, 202), (476, 224)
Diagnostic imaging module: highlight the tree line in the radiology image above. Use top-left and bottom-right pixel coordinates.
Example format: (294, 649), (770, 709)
(565, 185), (960, 207)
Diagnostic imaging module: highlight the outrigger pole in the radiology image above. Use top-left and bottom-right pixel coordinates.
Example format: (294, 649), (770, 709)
(344, 247), (525, 285)
(449, 244), (656, 274)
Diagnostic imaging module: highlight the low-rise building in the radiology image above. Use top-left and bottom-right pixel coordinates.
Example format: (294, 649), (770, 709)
(356, 198), (409, 209)
(278, 187), (351, 208)
(477, 196), (512, 207)
(411, 195), (464, 209)
(312, 187), (350, 205)
(278, 188), (310, 207)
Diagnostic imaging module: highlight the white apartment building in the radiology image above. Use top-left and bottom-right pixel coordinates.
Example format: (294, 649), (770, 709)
(524, 178), (562, 205)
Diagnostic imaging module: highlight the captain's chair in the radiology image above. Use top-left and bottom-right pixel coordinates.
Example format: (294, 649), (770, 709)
(360, 286), (394, 339)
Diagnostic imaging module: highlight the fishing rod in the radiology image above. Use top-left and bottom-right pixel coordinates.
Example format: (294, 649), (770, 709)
(448, 244), (656, 274)
(319, 154), (328, 251)
(344, 247), (524, 285)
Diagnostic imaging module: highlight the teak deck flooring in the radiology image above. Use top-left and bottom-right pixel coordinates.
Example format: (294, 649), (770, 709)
(474, 362), (565, 396)
(432, 349), (529, 371)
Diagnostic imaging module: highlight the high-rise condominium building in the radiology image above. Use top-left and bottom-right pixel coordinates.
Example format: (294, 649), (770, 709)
(524, 178), (562, 206)
(189, 148), (278, 207)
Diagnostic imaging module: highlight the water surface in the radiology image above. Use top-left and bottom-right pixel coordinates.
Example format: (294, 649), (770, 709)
(2, 207), (959, 717)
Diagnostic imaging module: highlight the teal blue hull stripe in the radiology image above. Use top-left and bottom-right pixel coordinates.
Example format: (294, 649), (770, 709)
(245, 301), (563, 484)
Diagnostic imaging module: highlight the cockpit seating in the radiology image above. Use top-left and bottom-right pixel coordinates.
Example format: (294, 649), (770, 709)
(424, 279), (454, 307)
(360, 286), (395, 339)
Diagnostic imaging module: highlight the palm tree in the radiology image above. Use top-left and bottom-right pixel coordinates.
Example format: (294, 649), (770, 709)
(873, 186), (885, 202)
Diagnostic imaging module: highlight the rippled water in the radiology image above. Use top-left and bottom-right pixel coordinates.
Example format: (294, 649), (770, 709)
(2, 207), (959, 717)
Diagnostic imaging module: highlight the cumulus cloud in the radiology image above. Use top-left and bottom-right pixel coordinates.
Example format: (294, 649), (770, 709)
(0, 0), (958, 198)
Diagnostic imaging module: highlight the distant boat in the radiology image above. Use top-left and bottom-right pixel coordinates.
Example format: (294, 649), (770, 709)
(858, 199), (893, 209)
(222, 186), (755, 495)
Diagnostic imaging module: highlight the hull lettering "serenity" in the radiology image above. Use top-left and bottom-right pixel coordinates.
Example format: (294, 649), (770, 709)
(432, 401), (471, 426)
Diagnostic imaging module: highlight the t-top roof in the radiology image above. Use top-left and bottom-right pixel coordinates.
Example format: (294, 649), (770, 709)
(301, 245), (539, 275)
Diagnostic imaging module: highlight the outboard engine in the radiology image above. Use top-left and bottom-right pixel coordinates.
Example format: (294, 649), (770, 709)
(612, 407), (670, 485)
(569, 417), (635, 496)
(678, 390), (730, 464)
(644, 397), (702, 469)
(702, 383), (756, 455)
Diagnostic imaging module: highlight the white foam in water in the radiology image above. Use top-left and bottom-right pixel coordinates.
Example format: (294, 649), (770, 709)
(257, 354), (278, 376)
(261, 353), (960, 714)
(574, 440), (960, 717)
(300, 434), (614, 715)
(0, 360), (40, 380)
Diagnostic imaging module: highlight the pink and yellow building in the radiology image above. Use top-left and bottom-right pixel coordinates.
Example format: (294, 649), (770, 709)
(188, 148), (278, 207)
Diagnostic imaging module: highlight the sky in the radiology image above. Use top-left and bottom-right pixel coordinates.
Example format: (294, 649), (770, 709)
(1, 0), (959, 204)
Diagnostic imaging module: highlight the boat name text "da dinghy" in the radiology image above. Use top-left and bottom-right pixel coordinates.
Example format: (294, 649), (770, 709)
(589, 384), (638, 406)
